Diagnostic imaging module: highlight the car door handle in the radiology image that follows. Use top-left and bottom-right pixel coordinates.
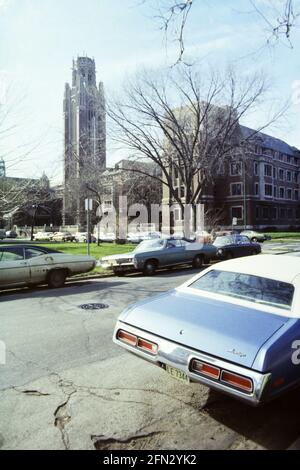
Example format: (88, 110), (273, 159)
(20, 261), (28, 266)
(45, 256), (54, 262)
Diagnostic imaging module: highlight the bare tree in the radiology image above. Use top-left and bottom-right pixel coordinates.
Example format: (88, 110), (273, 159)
(248, 0), (300, 48)
(108, 64), (286, 229)
(142, 1), (300, 63)
(0, 81), (46, 226)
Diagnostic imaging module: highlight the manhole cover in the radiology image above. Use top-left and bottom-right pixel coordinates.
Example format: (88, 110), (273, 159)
(79, 303), (109, 310)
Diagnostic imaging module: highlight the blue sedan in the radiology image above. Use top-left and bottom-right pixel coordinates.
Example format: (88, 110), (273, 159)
(113, 255), (300, 405)
(101, 238), (216, 275)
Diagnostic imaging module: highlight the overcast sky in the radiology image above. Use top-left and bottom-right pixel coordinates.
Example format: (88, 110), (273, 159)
(1, 0), (300, 183)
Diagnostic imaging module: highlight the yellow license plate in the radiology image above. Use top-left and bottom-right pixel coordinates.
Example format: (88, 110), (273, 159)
(165, 365), (189, 384)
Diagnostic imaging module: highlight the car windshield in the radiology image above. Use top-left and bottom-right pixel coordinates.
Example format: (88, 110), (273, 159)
(189, 269), (294, 310)
(133, 239), (165, 253)
(213, 236), (233, 247)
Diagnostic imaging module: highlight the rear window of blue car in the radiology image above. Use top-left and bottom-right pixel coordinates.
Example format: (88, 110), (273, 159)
(190, 270), (294, 310)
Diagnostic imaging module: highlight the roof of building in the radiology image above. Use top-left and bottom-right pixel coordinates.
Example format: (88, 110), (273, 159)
(240, 125), (299, 156)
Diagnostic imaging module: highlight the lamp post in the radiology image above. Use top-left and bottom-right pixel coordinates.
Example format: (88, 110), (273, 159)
(85, 198), (93, 256)
(242, 158), (247, 230)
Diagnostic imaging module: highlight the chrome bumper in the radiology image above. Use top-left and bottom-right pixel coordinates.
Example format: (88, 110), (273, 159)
(100, 261), (135, 269)
(113, 321), (271, 406)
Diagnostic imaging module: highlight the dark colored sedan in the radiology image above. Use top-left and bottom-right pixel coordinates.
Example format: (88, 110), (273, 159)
(213, 235), (261, 260)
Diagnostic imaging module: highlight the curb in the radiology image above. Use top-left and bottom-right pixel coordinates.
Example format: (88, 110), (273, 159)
(67, 273), (115, 282)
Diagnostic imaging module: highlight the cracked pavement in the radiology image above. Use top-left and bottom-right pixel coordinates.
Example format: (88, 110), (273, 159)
(1, 266), (300, 450)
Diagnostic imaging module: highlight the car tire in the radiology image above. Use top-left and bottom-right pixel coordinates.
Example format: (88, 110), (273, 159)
(48, 270), (67, 288)
(192, 254), (203, 269)
(251, 237), (258, 242)
(143, 260), (157, 276)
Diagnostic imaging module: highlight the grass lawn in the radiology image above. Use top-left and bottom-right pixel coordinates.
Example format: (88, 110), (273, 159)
(265, 232), (300, 242)
(42, 242), (135, 276)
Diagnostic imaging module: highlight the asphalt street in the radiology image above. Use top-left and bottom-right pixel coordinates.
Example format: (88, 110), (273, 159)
(1, 254), (300, 450)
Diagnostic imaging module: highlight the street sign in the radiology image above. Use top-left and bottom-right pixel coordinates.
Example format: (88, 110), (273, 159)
(232, 217), (238, 226)
(85, 198), (93, 211)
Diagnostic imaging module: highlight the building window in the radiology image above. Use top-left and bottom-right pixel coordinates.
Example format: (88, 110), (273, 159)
(217, 162), (225, 175)
(273, 167), (277, 179)
(287, 155), (291, 164)
(180, 186), (185, 198)
(271, 207), (277, 220)
(273, 186), (277, 198)
(262, 207), (269, 219)
(294, 172), (298, 183)
(279, 187), (285, 199)
(255, 206), (260, 220)
(279, 153), (284, 162)
(231, 206), (243, 220)
(231, 183), (242, 196)
(254, 162), (259, 175)
(287, 171), (291, 182)
(280, 208), (286, 219)
(174, 209), (181, 221)
(295, 190), (299, 201)
(264, 184), (273, 197)
(255, 183), (259, 195)
(287, 208), (293, 219)
(230, 162), (242, 176)
(279, 169), (284, 180)
(287, 189), (292, 200)
(255, 146), (262, 155)
(264, 164), (272, 177)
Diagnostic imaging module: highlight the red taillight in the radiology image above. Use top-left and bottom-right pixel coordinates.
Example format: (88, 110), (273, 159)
(137, 338), (158, 355)
(221, 370), (253, 393)
(191, 359), (220, 379)
(117, 330), (137, 346)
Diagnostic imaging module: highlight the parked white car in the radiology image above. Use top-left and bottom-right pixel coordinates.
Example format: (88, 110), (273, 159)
(33, 232), (54, 241)
(0, 245), (96, 289)
(52, 231), (76, 242)
(99, 232), (116, 242)
(75, 232), (97, 243)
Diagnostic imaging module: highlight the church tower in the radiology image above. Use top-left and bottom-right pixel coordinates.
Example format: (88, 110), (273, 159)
(63, 56), (106, 227)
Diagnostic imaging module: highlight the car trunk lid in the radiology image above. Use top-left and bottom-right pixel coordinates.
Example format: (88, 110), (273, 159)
(122, 290), (288, 368)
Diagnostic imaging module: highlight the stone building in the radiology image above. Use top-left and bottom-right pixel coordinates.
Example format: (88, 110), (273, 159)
(99, 159), (162, 233)
(163, 125), (300, 231)
(63, 56), (106, 227)
(215, 126), (300, 229)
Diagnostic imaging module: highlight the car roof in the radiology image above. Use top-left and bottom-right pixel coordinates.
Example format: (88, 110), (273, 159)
(0, 244), (60, 253)
(208, 254), (300, 284)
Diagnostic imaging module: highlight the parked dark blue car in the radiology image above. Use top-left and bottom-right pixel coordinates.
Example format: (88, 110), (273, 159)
(214, 234), (261, 260)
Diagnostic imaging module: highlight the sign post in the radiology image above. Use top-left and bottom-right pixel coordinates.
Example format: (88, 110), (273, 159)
(232, 217), (237, 232)
(85, 198), (93, 256)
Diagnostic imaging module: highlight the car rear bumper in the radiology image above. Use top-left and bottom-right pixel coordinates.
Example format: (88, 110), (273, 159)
(113, 321), (271, 406)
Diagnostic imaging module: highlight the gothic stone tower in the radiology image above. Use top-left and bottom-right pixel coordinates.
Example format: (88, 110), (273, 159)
(63, 56), (106, 227)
